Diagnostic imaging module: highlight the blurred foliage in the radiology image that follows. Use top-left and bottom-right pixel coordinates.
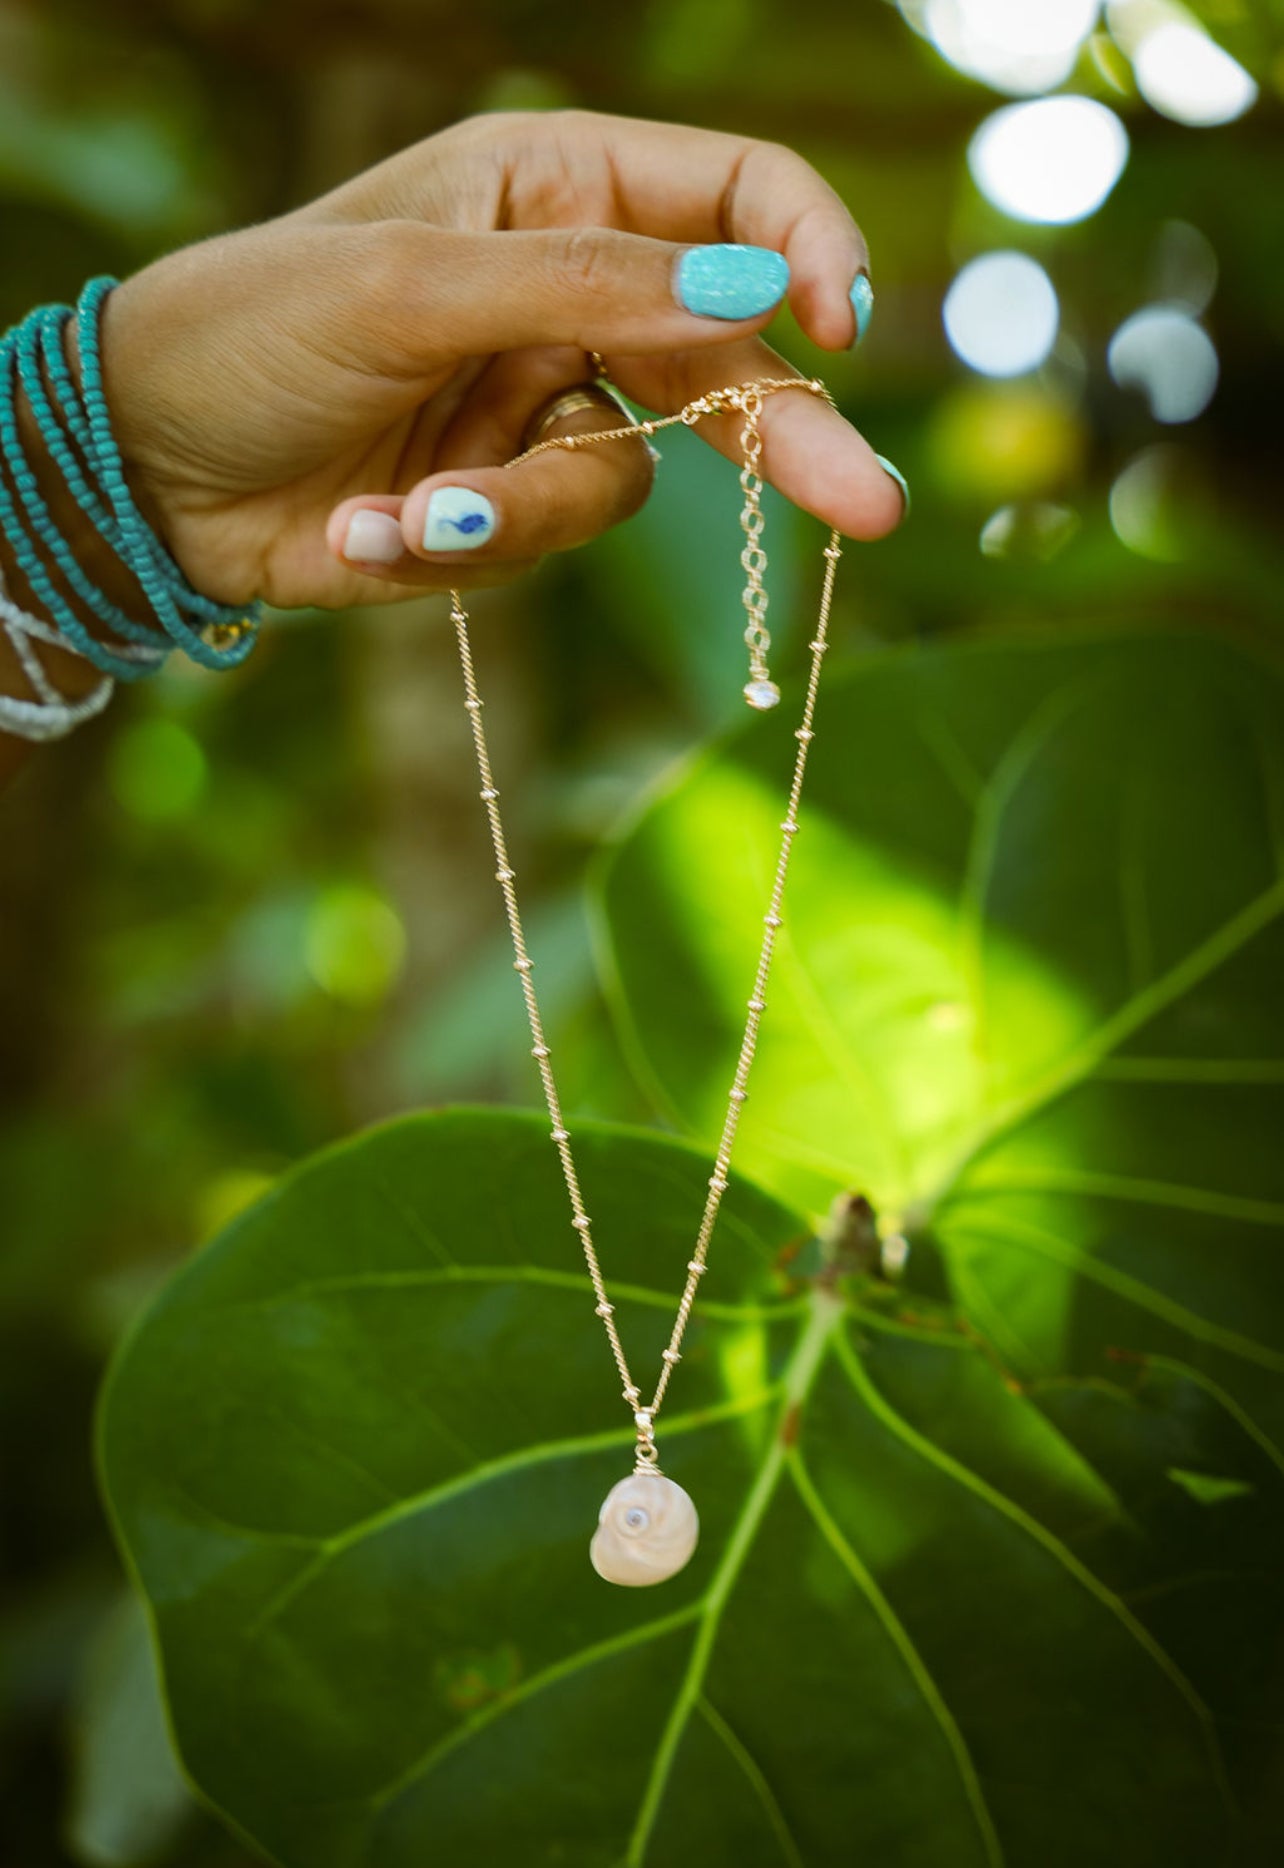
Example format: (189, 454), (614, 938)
(1, 0), (1282, 1862)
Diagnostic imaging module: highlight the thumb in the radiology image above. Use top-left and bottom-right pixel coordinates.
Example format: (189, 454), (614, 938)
(351, 221), (791, 364)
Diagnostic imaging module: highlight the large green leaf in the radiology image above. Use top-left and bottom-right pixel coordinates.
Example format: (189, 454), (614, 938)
(100, 1111), (1281, 1866)
(99, 629), (1284, 1863)
(600, 628), (1284, 1407)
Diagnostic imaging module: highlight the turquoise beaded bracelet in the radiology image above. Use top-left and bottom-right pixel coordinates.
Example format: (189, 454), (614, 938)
(0, 276), (262, 680)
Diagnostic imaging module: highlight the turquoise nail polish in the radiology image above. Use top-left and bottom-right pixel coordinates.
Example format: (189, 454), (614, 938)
(873, 453), (910, 518)
(849, 273), (874, 347)
(423, 487), (496, 552)
(675, 245), (789, 320)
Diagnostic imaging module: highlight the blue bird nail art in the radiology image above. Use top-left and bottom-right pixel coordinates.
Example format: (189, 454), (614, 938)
(423, 488), (496, 552)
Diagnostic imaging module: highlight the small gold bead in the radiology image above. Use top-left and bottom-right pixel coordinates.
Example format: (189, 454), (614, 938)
(200, 618), (252, 650)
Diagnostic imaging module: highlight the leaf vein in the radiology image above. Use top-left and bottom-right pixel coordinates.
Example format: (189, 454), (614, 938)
(367, 1603), (704, 1818)
(964, 1168), (1284, 1228)
(957, 679), (1099, 1102)
(212, 1264), (803, 1325)
(833, 1329), (1235, 1812)
(366, 1170), (457, 1268)
(938, 878), (1284, 1201)
(245, 1388), (781, 1642)
(788, 1447), (1005, 1868)
(696, 1695), (807, 1868)
(625, 1294), (843, 1866)
(1093, 1058), (1284, 1084)
(1136, 1354), (1284, 1481)
(949, 1209), (1284, 1373)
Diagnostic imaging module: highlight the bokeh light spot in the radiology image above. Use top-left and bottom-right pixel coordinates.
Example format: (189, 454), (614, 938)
(1108, 307), (1219, 423)
(944, 252), (1059, 377)
(1134, 22), (1258, 126)
(196, 1168), (278, 1241)
(969, 96), (1128, 223)
(109, 719), (208, 822)
(908, 0), (1099, 94)
(304, 885), (406, 1007)
(1109, 444), (1201, 561)
(979, 501), (1081, 560)
(930, 381), (1085, 502)
(1150, 219), (1217, 316)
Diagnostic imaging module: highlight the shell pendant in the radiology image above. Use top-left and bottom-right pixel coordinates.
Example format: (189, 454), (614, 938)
(590, 1471), (699, 1587)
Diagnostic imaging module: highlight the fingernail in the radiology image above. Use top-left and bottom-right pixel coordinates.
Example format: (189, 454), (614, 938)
(675, 244), (789, 320)
(849, 273), (874, 347)
(422, 488), (496, 552)
(343, 510), (403, 563)
(873, 453), (910, 519)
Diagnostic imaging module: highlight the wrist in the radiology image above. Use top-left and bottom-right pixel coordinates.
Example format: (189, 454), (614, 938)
(1, 278), (259, 762)
(1, 331), (154, 697)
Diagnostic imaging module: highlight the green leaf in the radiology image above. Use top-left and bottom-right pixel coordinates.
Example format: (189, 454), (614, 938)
(99, 630), (1284, 1863)
(100, 1108), (1278, 1866)
(599, 629), (1284, 1412)
(595, 624), (1284, 1841)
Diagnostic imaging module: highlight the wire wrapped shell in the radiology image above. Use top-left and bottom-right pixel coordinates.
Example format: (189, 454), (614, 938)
(590, 1472), (699, 1586)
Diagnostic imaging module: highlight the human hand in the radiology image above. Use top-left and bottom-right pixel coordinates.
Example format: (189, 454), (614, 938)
(101, 109), (904, 612)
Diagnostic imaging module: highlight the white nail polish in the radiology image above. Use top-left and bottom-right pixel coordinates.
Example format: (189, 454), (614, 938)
(343, 511), (404, 563)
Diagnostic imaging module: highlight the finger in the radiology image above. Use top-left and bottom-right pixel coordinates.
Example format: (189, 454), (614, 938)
(319, 112), (872, 351)
(311, 535), (538, 605)
(429, 344), (617, 476)
(339, 221), (796, 376)
(327, 390), (654, 580)
(560, 115), (871, 350)
(609, 340), (906, 541)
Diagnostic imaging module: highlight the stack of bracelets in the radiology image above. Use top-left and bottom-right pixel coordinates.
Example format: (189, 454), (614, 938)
(0, 276), (261, 743)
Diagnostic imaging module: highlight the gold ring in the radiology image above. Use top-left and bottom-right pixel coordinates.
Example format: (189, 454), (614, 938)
(521, 381), (634, 454)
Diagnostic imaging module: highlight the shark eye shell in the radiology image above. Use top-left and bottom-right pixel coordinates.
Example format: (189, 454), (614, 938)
(590, 1473), (699, 1586)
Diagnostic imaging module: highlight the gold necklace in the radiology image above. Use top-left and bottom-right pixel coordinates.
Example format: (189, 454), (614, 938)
(450, 375), (841, 1586)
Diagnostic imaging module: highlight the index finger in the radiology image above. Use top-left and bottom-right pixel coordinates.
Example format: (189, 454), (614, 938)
(317, 110), (871, 353)
(513, 112), (870, 351)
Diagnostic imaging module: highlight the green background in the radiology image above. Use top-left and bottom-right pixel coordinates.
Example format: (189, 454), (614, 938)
(2, 2), (1283, 1864)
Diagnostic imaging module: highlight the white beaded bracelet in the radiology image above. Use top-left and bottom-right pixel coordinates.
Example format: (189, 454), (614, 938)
(0, 572), (163, 743)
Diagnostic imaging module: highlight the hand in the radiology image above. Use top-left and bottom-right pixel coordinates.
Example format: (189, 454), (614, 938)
(101, 109), (904, 612)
